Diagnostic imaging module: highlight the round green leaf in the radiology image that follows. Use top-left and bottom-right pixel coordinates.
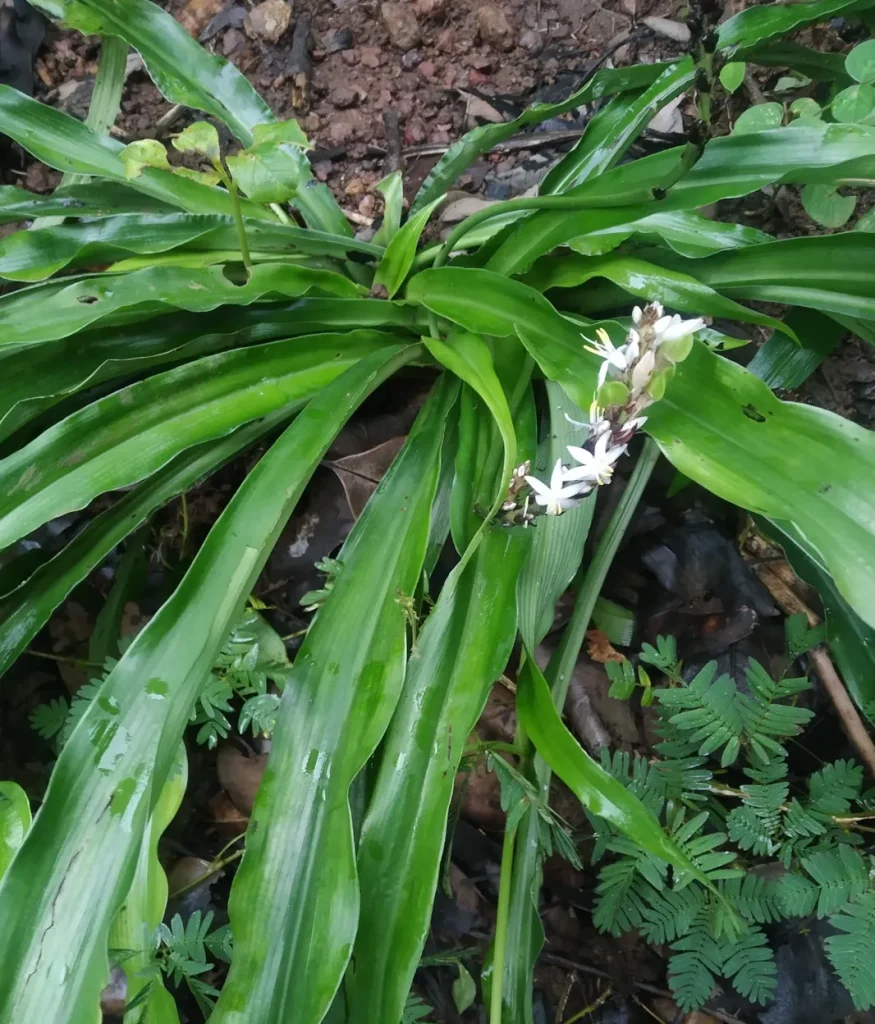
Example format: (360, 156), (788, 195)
(846, 39), (875, 84)
(733, 102), (784, 134)
(119, 139), (170, 179)
(0, 782), (31, 882)
(720, 62), (746, 94)
(832, 83), (875, 123)
(774, 73), (811, 93)
(790, 97), (822, 119)
(801, 184), (857, 228)
(171, 121), (221, 164)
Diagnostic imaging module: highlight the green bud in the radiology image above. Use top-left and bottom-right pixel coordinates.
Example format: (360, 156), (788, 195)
(659, 331), (694, 364)
(647, 370), (669, 401)
(595, 380), (630, 408)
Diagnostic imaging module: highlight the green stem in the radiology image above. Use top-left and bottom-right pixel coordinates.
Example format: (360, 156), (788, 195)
(25, 649), (103, 670)
(490, 822), (518, 1024)
(169, 836), (245, 899)
(224, 174), (253, 273)
(545, 436), (661, 719)
(269, 202), (292, 225)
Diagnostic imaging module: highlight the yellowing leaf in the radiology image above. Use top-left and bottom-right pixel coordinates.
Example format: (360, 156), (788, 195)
(119, 139), (170, 179)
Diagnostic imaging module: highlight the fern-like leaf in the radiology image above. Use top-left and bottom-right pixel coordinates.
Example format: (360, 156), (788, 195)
(800, 846), (868, 917)
(825, 893), (875, 1011)
(656, 663), (744, 767)
(722, 926), (777, 1005)
(808, 759), (863, 817)
(720, 876), (785, 925)
(668, 914), (725, 1011)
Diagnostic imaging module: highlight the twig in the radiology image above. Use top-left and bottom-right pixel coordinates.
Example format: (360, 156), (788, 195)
(564, 983), (613, 1023)
(343, 209), (374, 227)
(810, 647), (875, 779)
(382, 109), (403, 175)
(168, 835), (245, 900)
(288, 14), (312, 112)
(540, 953), (746, 1024)
(156, 103), (185, 135)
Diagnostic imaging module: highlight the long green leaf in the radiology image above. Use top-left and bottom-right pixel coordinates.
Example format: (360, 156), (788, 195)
(211, 375), (457, 1024)
(517, 652), (705, 866)
(0, 262), (361, 349)
(0, 783), (30, 883)
(648, 232), (875, 321)
(487, 123), (875, 274)
(410, 63), (674, 213)
(0, 182), (175, 222)
(523, 253), (792, 337)
(425, 331), (517, 516)
(374, 197), (443, 298)
(718, 0), (875, 50)
(748, 309), (846, 389)
(0, 86), (274, 221)
(0, 414), (287, 677)
(347, 527), (530, 1023)
(0, 300), (421, 443)
(29, 0), (348, 234)
(0, 345), (416, 1023)
(570, 210), (772, 259)
(408, 267), (875, 629)
(736, 41), (850, 82)
(109, 747), (187, 1023)
(0, 214), (381, 282)
(0, 331), (396, 551)
(542, 61), (694, 195)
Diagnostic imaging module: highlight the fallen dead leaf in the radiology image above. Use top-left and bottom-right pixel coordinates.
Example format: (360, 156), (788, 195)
(217, 745), (268, 816)
(585, 628), (625, 664)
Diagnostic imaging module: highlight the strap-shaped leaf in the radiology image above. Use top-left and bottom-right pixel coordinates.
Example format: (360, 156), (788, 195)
(0, 300), (421, 442)
(542, 61), (694, 195)
(0, 214), (381, 283)
(487, 123), (875, 274)
(347, 526), (530, 1023)
(718, 0), (874, 50)
(523, 253), (792, 338)
(411, 63), (673, 213)
(211, 375), (457, 1024)
(0, 331), (397, 550)
(0, 262), (361, 349)
(0, 182), (175, 222)
(408, 267), (875, 630)
(0, 413), (287, 677)
(0, 345), (416, 1024)
(0, 783), (30, 883)
(0, 86), (273, 221)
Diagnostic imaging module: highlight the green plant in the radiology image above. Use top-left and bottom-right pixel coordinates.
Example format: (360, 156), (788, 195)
(0, 0), (874, 1021)
(592, 624), (875, 1011)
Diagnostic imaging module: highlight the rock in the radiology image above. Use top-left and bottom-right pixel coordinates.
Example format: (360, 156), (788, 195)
(330, 84), (362, 108)
(642, 15), (691, 42)
(467, 51), (494, 71)
(380, 2), (421, 50)
(418, 59), (436, 81)
(324, 26), (353, 52)
(217, 746), (267, 816)
(401, 48), (422, 69)
(344, 177), (365, 196)
(313, 160), (332, 181)
(244, 0), (292, 42)
(329, 119), (355, 143)
(222, 27), (245, 54)
(414, 0), (444, 16)
(467, 68), (490, 86)
(359, 45), (383, 68)
(476, 5), (513, 50)
(341, 47), (359, 65)
(359, 194), (376, 217)
(177, 0), (225, 37)
(435, 26), (455, 52)
(403, 116), (426, 145)
(467, 95), (504, 125)
(519, 27), (543, 53)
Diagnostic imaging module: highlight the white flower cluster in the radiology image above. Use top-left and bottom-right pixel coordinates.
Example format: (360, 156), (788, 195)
(511, 303), (706, 520)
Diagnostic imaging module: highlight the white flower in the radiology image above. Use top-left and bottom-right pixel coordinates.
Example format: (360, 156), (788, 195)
(565, 433), (627, 487)
(622, 415), (648, 432)
(653, 314), (706, 346)
(525, 459), (584, 516)
(632, 305), (644, 325)
(584, 328), (631, 386)
(630, 349), (656, 392)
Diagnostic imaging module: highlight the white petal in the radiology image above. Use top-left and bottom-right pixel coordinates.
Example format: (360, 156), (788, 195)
(567, 444), (594, 466)
(631, 350), (656, 391)
(632, 306), (643, 325)
(524, 475), (552, 502)
(597, 359), (611, 387)
(653, 314), (673, 335)
(659, 317), (706, 343)
(549, 458), (566, 492)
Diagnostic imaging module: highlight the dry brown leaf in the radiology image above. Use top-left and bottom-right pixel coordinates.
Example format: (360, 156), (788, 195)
(585, 628), (625, 664)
